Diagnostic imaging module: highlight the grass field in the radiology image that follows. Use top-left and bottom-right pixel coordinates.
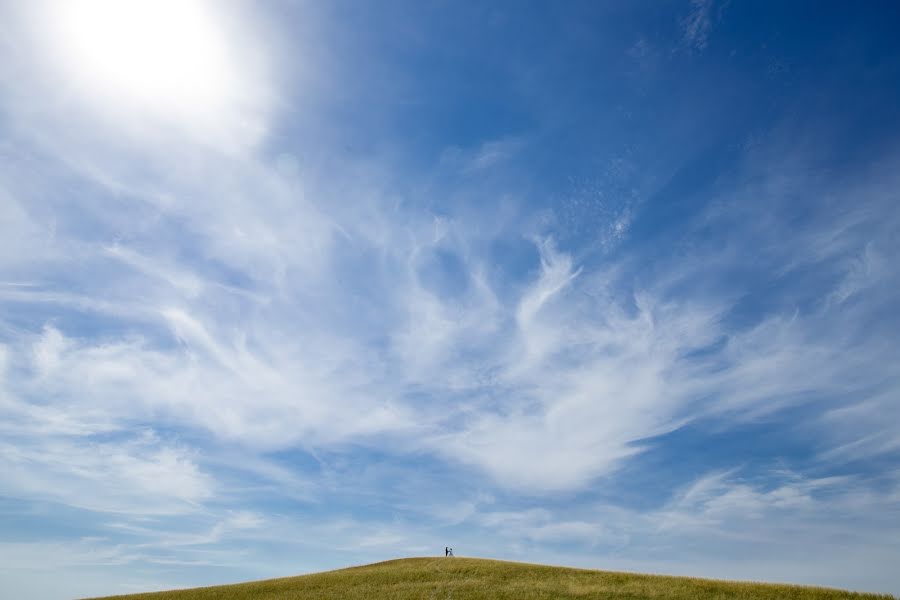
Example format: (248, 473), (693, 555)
(84, 557), (895, 600)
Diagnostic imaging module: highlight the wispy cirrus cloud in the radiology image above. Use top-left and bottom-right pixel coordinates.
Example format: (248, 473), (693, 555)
(680, 0), (716, 52)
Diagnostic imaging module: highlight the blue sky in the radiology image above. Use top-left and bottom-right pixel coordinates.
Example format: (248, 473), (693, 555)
(2, 0), (900, 597)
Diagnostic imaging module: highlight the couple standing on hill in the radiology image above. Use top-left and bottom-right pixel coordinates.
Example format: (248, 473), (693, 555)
(444, 547), (454, 557)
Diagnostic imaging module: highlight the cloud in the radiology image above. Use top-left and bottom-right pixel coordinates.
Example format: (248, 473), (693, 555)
(5, 134), (895, 501)
(516, 238), (580, 334)
(465, 467), (900, 592)
(681, 0), (716, 52)
(0, 429), (213, 515)
(440, 268), (722, 491)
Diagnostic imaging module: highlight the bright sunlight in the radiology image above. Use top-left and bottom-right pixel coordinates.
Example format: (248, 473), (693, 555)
(47, 0), (239, 122)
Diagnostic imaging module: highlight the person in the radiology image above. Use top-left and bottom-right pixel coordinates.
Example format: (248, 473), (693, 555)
(448, 548), (454, 557)
(444, 546), (449, 557)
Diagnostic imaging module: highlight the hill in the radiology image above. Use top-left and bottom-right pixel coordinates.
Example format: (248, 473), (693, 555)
(84, 557), (893, 599)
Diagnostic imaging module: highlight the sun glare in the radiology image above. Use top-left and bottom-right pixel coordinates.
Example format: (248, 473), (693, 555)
(50, 0), (237, 120)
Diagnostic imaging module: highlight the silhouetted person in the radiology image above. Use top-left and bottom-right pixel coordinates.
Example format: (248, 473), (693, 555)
(444, 546), (449, 557)
(448, 548), (454, 557)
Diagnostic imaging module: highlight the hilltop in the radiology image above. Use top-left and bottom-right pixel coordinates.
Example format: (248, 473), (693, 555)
(85, 557), (893, 599)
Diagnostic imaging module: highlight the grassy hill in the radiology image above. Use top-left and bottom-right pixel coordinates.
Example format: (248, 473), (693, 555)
(85, 556), (894, 600)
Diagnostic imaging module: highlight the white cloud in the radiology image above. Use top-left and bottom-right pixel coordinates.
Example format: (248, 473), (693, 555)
(516, 238), (580, 335)
(0, 431), (213, 515)
(466, 469), (900, 592)
(2, 123), (897, 504)
(681, 0), (715, 52)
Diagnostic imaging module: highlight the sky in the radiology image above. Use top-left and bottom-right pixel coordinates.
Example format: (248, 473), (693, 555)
(1, 0), (900, 598)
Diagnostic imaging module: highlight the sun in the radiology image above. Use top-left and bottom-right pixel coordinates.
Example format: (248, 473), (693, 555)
(48, 0), (237, 120)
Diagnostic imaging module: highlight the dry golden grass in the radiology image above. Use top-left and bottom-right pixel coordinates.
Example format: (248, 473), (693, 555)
(84, 557), (894, 600)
